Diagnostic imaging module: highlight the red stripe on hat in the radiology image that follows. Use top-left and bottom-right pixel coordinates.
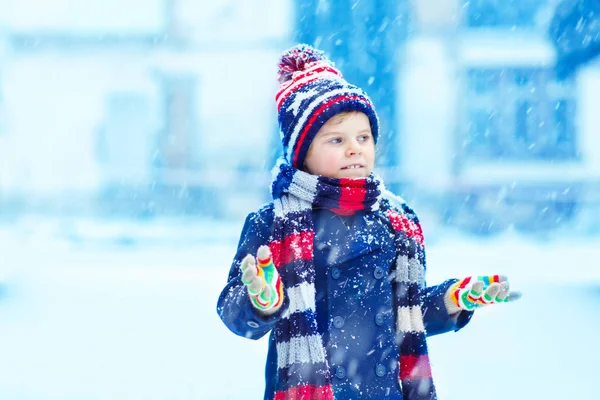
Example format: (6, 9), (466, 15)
(292, 94), (370, 167)
(291, 64), (341, 85)
(274, 384), (334, 400)
(399, 355), (432, 380)
(385, 209), (425, 246)
(276, 75), (321, 112)
(269, 231), (314, 268)
(276, 64), (341, 107)
(331, 178), (367, 215)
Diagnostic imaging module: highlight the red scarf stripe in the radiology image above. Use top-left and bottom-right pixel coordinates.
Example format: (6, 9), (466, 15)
(331, 178), (367, 215)
(385, 209), (425, 246)
(274, 384), (334, 400)
(269, 231), (315, 268)
(292, 94), (369, 167)
(399, 355), (433, 380)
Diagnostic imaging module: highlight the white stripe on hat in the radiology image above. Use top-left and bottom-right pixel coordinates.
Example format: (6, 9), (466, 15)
(277, 62), (326, 99)
(285, 87), (368, 162)
(276, 334), (327, 369)
(276, 67), (342, 109)
(397, 305), (426, 333)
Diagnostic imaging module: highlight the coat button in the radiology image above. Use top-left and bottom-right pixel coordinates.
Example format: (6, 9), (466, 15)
(333, 316), (344, 329)
(375, 313), (385, 326)
(247, 320), (259, 328)
(331, 267), (341, 279)
(373, 267), (385, 279)
(335, 366), (346, 379)
(375, 364), (386, 377)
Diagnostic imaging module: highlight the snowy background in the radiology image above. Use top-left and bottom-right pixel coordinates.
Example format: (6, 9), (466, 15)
(1, 221), (599, 399)
(1, 1), (600, 399)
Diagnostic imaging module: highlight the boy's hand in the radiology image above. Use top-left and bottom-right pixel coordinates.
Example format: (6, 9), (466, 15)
(445, 275), (522, 313)
(240, 245), (284, 313)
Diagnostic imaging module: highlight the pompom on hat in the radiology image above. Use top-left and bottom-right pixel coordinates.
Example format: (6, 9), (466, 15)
(275, 44), (379, 169)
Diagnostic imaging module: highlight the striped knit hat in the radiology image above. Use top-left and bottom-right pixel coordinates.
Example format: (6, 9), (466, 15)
(276, 44), (379, 169)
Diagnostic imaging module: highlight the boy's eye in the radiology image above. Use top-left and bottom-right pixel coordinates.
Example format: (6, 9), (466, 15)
(329, 138), (342, 144)
(358, 134), (371, 142)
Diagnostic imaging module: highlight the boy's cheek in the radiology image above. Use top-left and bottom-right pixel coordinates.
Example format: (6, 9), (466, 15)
(324, 155), (341, 171)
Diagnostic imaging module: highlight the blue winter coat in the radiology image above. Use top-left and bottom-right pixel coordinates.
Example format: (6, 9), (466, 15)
(217, 203), (473, 399)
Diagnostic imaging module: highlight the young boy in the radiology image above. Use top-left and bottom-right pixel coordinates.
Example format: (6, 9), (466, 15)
(217, 44), (520, 400)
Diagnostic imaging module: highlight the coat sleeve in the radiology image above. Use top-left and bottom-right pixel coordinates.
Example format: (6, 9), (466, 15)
(422, 279), (473, 336)
(216, 207), (290, 340)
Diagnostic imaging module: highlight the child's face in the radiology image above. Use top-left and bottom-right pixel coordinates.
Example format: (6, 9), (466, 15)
(304, 112), (375, 178)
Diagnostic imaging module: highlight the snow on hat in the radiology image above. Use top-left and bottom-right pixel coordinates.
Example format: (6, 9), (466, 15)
(276, 44), (379, 169)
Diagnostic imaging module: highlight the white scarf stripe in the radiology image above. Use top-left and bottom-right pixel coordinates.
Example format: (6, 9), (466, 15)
(395, 255), (425, 287)
(285, 87), (368, 161)
(290, 170), (319, 203)
(276, 334), (328, 369)
(283, 281), (317, 315)
(273, 199), (285, 220)
(397, 306), (426, 333)
(274, 196), (312, 219)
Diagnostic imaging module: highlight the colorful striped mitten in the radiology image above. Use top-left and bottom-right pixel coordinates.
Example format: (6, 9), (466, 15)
(444, 275), (522, 313)
(240, 245), (285, 313)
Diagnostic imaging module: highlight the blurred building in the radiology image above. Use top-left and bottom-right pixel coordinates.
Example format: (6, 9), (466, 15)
(400, 0), (600, 233)
(0, 0), (291, 219)
(0, 0), (598, 233)
(293, 0), (410, 181)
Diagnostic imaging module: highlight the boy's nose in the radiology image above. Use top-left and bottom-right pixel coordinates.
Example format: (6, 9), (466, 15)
(346, 140), (361, 156)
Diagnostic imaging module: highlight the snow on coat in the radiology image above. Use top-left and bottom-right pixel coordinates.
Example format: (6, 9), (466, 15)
(217, 203), (473, 399)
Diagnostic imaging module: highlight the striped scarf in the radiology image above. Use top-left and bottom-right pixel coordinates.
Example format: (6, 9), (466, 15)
(269, 159), (437, 400)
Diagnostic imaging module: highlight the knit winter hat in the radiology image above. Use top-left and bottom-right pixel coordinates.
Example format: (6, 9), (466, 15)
(276, 44), (379, 169)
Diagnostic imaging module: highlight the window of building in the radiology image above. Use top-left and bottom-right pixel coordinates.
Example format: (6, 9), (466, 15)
(5, 0), (166, 35)
(97, 92), (154, 176)
(463, 0), (548, 28)
(461, 67), (577, 161)
(154, 75), (198, 172)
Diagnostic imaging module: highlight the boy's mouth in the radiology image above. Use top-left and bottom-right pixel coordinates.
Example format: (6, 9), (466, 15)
(341, 164), (364, 170)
